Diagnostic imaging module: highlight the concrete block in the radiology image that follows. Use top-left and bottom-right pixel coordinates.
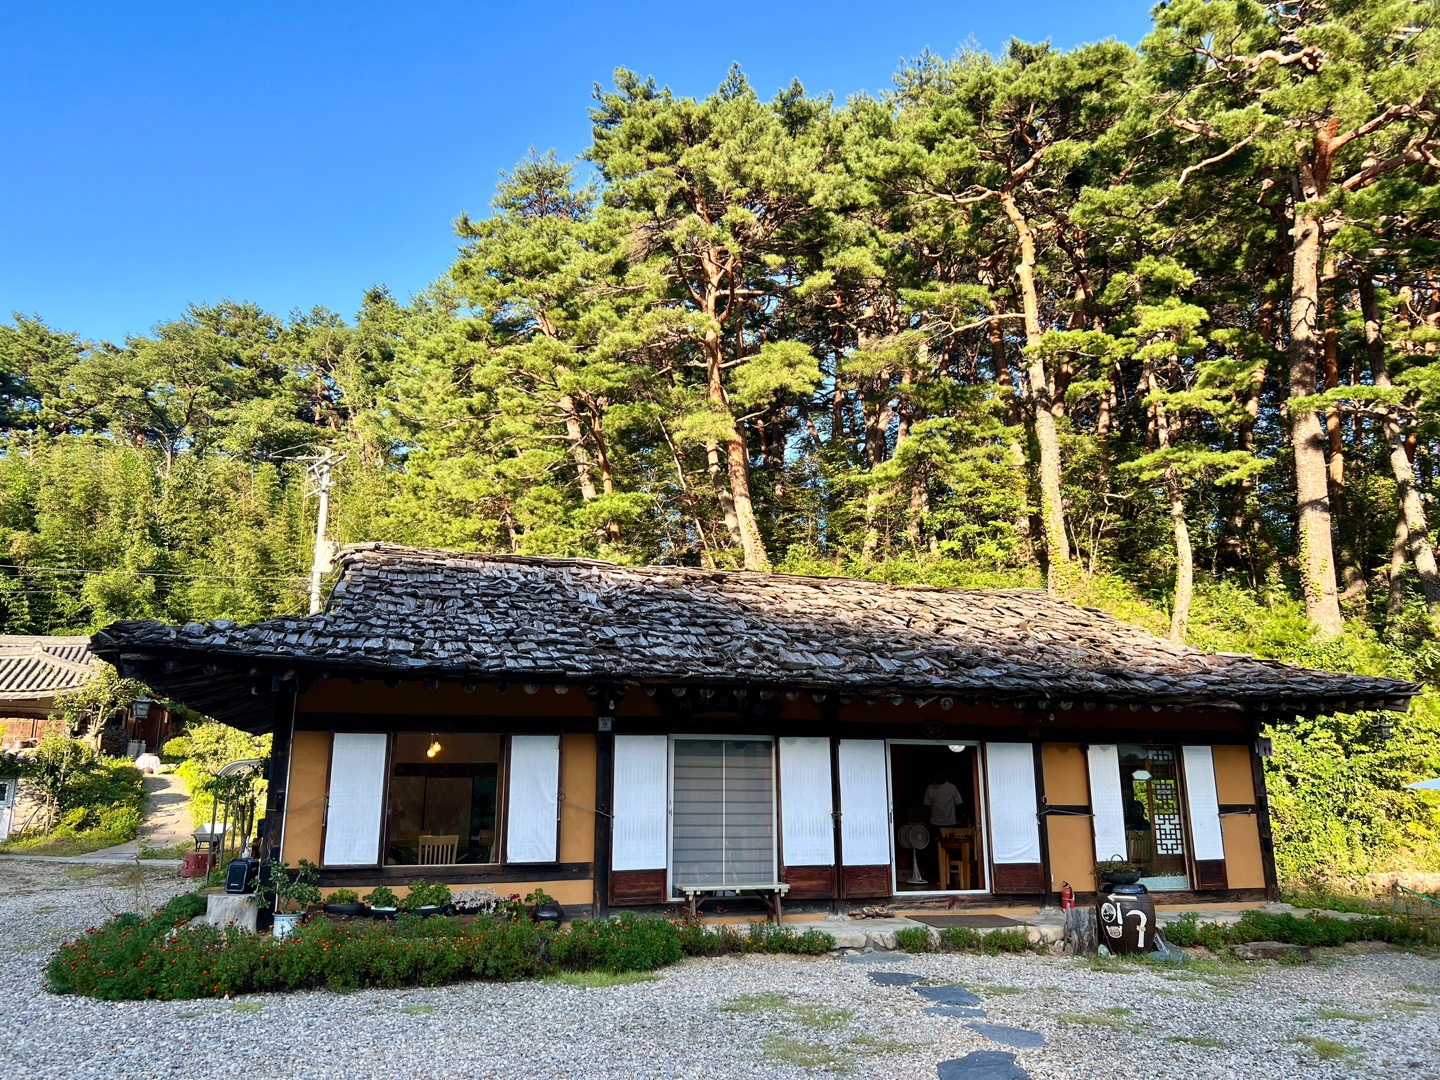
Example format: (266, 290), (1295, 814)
(203, 892), (260, 934)
(865, 929), (897, 950)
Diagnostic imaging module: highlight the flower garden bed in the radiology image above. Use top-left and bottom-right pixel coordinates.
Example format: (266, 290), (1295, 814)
(46, 895), (835, 1001)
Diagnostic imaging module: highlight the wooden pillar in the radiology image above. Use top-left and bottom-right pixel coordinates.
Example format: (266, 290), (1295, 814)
(593, 725), (614, 919)
(1248, 719), (1280, 901)
(262, 689), (297, 862)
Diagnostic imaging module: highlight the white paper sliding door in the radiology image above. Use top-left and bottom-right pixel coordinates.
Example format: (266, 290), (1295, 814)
(1182, 746), (1225, 861)
(837, 740), (890, 867)
(1086, 744), (1128, 865)
(322, 732), (387, 866)
(612, 735), (669, 871)
(505, 735), (560, 863)
(779, 737), (835, 867)
(984, 742), (1044, 893)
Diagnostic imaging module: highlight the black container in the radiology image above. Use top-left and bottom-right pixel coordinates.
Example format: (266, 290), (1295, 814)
(323, 902), (366, 917)
(225, 857), (260, 894)
(1096, 884), (1157, 955)
(533, 901), (564, 925)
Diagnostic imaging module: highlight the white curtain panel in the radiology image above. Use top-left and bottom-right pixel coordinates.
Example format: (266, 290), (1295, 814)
(322, 732), (388, 866)
(611, 734), (669, 871)
(505, 734), (560, 863)
(1086, 744), (1128, 864)
(985, 743), (1041, 864)
(671, 738), (775, 886)
(779, 737), (835, 867)
(838, 739), (891, 866)
(1181, 745), (1226, 862)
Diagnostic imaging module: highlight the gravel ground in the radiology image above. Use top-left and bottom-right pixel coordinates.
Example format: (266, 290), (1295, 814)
(4, 862), (1438, 1079)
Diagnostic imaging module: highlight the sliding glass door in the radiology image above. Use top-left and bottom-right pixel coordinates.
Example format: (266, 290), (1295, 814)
(671, 737), (775, 890)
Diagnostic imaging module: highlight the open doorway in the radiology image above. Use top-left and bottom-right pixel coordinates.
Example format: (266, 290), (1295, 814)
(889, 742), (985, 893)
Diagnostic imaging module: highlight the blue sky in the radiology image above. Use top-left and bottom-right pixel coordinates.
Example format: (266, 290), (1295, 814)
(0, 2), (1152, 344)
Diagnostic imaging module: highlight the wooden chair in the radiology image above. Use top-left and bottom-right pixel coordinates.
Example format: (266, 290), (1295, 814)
(417, 834), (458, 865)
(938, 828), (974, 891)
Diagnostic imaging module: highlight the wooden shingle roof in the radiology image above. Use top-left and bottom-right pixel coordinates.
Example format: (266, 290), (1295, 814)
(92, 544), (1417, 720)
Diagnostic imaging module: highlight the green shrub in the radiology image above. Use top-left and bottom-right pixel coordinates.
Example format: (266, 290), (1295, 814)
(743, 922), (834, 955)
(1161, 910), (1440, 950)
(551, 913), (683, 973)
(939, 926), (983, 951)
(895, 926), (932, 953)
(326, 888), (361, 905)
(979, 928), (1032, 954)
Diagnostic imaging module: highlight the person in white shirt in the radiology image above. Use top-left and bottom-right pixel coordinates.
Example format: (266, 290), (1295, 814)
(922, 770), (963, 884)
(924, 770), (961, 826)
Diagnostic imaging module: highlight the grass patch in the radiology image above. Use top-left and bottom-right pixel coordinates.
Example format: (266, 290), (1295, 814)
(545, 970), (660, 989)
(724, 991), (788, 1013)
(229, 1002), (262, 1014)
(1389, 999), (1432, 1016)
(1292, 1036), (1360, 1061)
(62, 867), (108, 881)
(177, 1010), (204, 1020)
(1401, 983), (1435, 995)
(1086, 953), (1148, 974)
(399, 1004), (437, 1015)
(763, 1036), (848, 1071)
(140, 841), (193, 860)
(32, 905), (58, 915)
(1314, 1008), (1376, 1022)
(974, 984), (1027, 996)
(790, 1004), (853, 1030)
(1058, 1007), (1140, 1032)
(1167, 1035), (1228, 1048)
(850, 1033), (916, 1055)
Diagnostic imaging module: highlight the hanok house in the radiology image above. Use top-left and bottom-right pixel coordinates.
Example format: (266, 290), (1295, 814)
(0, 636), (99, 749)
(91, 544), (1416, 916)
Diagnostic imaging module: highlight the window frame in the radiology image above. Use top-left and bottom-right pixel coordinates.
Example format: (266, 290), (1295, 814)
(666, 733), (778, 900)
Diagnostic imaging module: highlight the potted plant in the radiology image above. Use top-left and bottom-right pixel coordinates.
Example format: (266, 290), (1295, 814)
(322, 887), (365, 917)
(1094, 858), (1142, 888)
(526, 886), (564, 925)
(450, 886), (500, 917)
(267, 859), (321, 938)
(402, 878), (452, 917)
(364, 885), (400, 920)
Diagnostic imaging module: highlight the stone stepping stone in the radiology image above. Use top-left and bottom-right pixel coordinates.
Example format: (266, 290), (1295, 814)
(924, 1006), (987, 1019)
(868, 970), (923, 986)
(842, 951), (908, 964)
(937, 1050), (1031, 1080)
(966, 1023), (1046, 1049)
(915, 984), (982, 1006)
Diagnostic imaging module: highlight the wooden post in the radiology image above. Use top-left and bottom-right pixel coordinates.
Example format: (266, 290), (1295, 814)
(593, 726), (614, 919)
(1063, 905), (1097, 955)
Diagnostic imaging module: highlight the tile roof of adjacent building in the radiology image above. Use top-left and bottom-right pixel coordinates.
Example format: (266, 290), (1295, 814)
(91, 544), (1418, 720)
(0, 635), (100, 700)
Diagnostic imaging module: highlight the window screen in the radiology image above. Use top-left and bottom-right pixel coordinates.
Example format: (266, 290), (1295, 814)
(671, 738), (775, 888)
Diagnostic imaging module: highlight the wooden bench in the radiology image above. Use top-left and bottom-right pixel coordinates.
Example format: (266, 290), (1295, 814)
(678, 882), (791, 923)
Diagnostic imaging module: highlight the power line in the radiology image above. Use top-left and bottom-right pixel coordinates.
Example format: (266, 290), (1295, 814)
(0, 563), (306, 585)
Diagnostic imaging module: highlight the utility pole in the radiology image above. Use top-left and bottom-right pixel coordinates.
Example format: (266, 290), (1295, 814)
(305, 449), (344, 615)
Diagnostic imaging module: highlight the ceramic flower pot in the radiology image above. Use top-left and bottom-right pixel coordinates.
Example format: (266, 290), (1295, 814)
(272, 912), (303, 939)
(1096, 885), (1157, 954)
(323, 902), (366, 917)
(368, 906), (398, 921)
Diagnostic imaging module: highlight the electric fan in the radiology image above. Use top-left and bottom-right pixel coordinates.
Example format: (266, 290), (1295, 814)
(897, 823), (931, 885)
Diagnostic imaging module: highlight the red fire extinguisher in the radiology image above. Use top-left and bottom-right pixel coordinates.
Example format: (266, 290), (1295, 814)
(1060, 881), (1075, 910)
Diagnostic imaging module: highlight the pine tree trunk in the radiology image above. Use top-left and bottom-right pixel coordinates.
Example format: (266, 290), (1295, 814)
(1286, 213), (1344, 638)
(558, 394), (599, 502)
(1167, 469), (1194, 644)
(1388, 516), (1409, 619)
(999, 191), (1070, 584)
(1359, 273), (1440, 623)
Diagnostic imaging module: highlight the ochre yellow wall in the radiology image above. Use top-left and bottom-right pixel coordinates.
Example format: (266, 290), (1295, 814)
(1047, 816), (1096, 892)
(1041, 743), (1094, 891)
(1041, 743), (1090, 804)
(1212, 745), (1257, 804)
(284, 731), (332, 865)
(1212, 744), (1265, 889)
(559, 734), (597, 863)
(1221, 816), (1267, 889)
